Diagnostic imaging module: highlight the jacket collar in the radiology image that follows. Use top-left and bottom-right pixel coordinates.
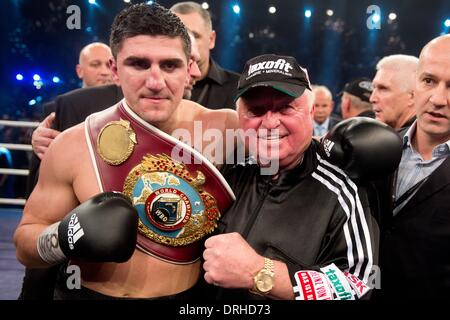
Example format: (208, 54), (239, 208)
(396, 157), (450, 215)
(259, 140), (318, 187)
(204, 58), (227, 85)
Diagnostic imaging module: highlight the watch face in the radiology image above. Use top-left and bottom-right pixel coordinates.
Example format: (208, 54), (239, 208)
(255, 270), (274, 293)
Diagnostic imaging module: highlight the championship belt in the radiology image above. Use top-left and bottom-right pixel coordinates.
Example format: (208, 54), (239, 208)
(85, 100), (235, 264)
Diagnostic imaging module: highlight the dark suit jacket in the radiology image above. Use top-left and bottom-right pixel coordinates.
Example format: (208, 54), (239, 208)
(377, 134), (450, 299)
(53, 85), (124, 132)
(357, 110), (376, 118)
(328, 114), (342, 131)
(190, 58), (240, 110)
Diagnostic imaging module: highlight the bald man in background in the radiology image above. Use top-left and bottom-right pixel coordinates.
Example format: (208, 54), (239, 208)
(75, 42), (113, 88)
(312, 85), (341, 137)
(378, 35), (450, 299)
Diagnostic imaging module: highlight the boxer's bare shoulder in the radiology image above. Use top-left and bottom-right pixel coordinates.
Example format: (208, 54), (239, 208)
(179, 99), (239, 132)
(40, 122), (99, 203)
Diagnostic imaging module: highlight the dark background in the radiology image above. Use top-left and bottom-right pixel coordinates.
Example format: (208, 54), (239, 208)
(1, 0), (449, 120)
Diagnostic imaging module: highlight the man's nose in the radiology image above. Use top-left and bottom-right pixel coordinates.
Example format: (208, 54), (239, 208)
(145, 66), (165, 91)
(429, 83), (448, 107)
(100, 62), (110, 75)
(189, 59), (201, 81)
(370, 90), (378, 103)
(261, 111), (281, 129)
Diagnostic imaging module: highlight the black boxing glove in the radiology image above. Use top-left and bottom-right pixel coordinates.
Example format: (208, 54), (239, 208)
(318, 117), (402, 181)
(37, 192), (138, 265)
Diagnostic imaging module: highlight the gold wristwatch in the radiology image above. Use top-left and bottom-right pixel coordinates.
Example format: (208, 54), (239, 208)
(250, 257), (275, 295)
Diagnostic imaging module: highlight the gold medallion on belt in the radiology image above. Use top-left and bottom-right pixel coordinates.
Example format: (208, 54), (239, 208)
(97, 119), (137, 165)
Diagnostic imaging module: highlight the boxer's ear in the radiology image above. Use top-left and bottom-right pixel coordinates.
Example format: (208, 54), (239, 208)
(110, 58), (120, 86)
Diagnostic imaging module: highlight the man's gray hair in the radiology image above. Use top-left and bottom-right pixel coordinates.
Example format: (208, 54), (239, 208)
(376, 54), (419, 92)
(170, 1), (213, 30)
(311, 85), (333, 100)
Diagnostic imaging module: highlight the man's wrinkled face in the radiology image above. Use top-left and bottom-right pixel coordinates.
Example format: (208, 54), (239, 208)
(370, 68), (412, 128)
(238, 87), (313, 170)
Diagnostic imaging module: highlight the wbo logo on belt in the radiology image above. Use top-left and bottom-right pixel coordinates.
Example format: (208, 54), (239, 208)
(123, 154), (220, 247)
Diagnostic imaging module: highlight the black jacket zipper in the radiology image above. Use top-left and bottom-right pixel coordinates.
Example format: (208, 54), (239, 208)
(242, 181), (271, 238)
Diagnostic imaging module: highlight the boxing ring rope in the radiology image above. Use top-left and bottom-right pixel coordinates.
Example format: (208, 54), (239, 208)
(0, 119), (40, 128)
(0, 143), (33, 151)
(1, 119), (39, 206)
(0, 169), (29, 176)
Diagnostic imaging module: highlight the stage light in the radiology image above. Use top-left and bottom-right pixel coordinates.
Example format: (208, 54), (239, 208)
(326, 10), (334, 17)
(123, 0), (131, 3)
(269, 6), (276, 14)
(388, 13), (397, 21)
(52, 76), (60, 83)
(16, 74), (24, 81)
(86, 26), (92, 32)
(28, 99), (36, 106)
(202, 2), (209, 10)
(33, 74), (40, 81)
(88, 0), (96, 4)
(232, 4), (240, 15)
(36, 96), (42, 102)
(146, 1), (153, 4)
(305, 10), (312, 18)
(445, 19), (450, 28)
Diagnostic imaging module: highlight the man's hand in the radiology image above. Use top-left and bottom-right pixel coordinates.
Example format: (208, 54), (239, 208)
(203, 232), (264, 289)
(32, 113), (60, 159)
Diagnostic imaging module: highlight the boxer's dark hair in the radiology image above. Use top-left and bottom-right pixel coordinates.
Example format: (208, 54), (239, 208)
(110, 3), (191, 60)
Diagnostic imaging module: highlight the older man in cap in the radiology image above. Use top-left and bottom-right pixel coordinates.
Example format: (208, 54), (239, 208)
(340, 78), (375, 119)
(200, 54), (403, 300)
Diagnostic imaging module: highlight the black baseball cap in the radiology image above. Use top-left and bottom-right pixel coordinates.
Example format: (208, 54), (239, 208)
(235, 54), (312, 102)
(340, 77), (373, 103)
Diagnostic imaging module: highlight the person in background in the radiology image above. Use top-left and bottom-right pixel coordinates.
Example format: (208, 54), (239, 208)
(339, 77), (375, 119)
(378, 35), (450, 299)
(170, 1), (240, 109)
(76, 42), (113, 88)
(370, 54), (419, 130)
(312, 85), (341, 137)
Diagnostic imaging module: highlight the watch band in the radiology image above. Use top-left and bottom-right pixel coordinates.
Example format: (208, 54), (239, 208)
(264, 257), (275, 273)
(249, 257), (275, 296)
